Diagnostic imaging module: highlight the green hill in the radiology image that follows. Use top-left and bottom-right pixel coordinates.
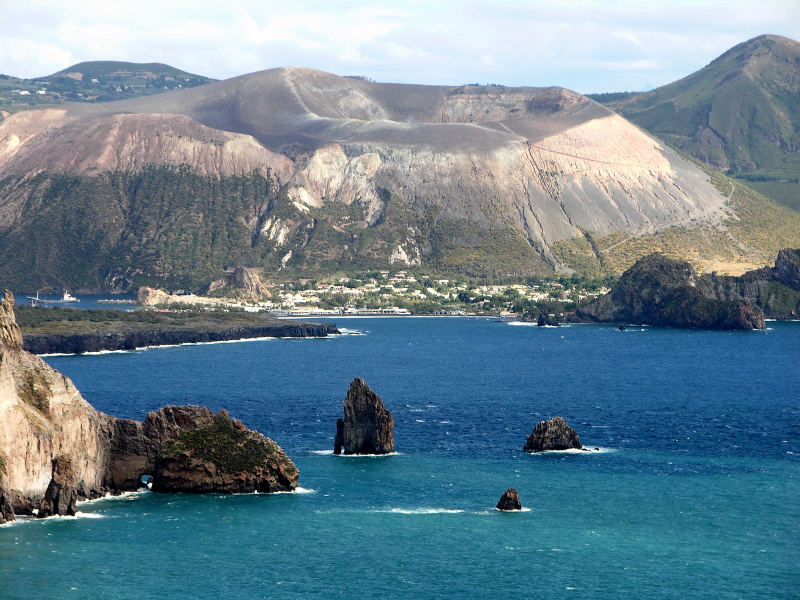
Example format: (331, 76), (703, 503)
(0, 61), (214, 114)
(591, 34), (800, 210)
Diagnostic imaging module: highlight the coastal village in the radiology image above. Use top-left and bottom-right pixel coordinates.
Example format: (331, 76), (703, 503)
(138, 269), (611, 318)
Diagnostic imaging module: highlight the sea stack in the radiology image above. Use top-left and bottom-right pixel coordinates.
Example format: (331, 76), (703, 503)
(37, 457), (78, 518)
(524, 417), (582, 452)
(496, 488), (522, 511)
(334, 378), (395, 455)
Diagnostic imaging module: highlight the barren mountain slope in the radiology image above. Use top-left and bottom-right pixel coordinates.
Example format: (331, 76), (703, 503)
(0, 66), (779, 289)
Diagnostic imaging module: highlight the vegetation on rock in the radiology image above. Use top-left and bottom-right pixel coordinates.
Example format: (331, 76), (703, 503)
(163, 411), (295, 476)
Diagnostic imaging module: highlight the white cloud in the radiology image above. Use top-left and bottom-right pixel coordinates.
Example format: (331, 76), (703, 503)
(0, 0), (798, 92)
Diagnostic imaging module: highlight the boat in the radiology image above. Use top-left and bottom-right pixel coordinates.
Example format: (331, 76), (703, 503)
(31, 290), (80, 304)
(497, 311), (519, 321)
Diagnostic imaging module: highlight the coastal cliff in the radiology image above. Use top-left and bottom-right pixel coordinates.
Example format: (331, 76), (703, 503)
(0, 291), (298, 522)
(18, 302), (339, 355)
(22, 320), (338, 354)
(577, 253), (776, 329)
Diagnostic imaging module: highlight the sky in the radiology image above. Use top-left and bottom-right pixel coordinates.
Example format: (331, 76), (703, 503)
(1, 0), (799, 93)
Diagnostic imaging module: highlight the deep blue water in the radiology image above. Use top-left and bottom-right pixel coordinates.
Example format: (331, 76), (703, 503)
(2, 318), (798, 599)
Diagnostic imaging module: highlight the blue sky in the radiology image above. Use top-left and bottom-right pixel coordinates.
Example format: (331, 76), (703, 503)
(1, 0), (798, 93)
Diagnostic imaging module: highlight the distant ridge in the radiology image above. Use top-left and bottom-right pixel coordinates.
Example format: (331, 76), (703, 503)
(0, 59), (798, 291)
(593, 34), (800, 210)
(0, 60), (214, 114)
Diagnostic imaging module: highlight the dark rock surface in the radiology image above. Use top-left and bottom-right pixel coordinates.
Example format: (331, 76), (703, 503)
(99, 405), (296, 494)
(773, 248), (800, 290)
(152, 410), (298, 494)
(334, 378), (395, 455)
(496, 488), (522, 511)
(577, 253), (768, 329)
(537, 309), (559, 327)
(37, 457), (78, 518)
(0, 484), (14, 523)
(524, 417), (582, 452)
(100, 405), (217, 491)
(23, 320), (339, 355)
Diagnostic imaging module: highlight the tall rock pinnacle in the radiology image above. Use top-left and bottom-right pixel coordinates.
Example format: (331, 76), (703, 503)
(334, 378), (395, 455)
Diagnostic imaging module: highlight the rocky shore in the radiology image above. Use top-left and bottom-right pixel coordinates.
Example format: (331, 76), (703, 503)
(22, 320), (339, 354)
(0, 291), (298, 523)
(577, 249), (800, 330)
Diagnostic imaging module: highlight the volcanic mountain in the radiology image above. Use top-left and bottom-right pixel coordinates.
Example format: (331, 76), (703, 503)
(595, 34), (800, 210)
(0, 64), (796, 290)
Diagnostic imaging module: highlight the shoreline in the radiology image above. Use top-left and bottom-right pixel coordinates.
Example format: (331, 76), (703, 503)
(22, 320), (339, 355)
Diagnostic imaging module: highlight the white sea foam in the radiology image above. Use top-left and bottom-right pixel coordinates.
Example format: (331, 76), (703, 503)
(12, 511), (107, 523)
(494, 507), (532, 512)
(335, 452), (402, 458)
(311, 449), (402, 457)
(41, 334), (337, 357)
(379, 507), (464, 515)
(41, 348), (136, 357)
(77, 490), (146, 505)
(336, 328), (365, 335)
(531, 446), (616, 455)
(271, 487), (316, 495)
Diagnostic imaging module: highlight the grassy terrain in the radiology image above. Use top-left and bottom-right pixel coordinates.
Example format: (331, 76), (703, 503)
(593, 35), (800, 211)
(0, 61), (213, 115)
(555, 167), (800, 277)
(0, 167), (283, 291)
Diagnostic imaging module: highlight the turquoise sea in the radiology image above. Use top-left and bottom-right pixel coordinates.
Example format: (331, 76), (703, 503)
(2, 318), (798, 599)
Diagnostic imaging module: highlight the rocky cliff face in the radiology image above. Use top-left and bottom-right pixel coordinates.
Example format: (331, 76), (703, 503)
(207, 267), (272, 299)
(0, 292), (298, 520)
(524, 417), (582, 452)
(579, 250), (800, 328)
(334, 377), (395, 455)
(0, 67), (743, 290)
(0, 292), (112, 508)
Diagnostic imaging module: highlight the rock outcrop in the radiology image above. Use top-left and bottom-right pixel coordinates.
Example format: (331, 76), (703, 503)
(577, 253), (769, 329)
(207, 267), (272, 299)
(334, 378), (394, 455)
(37, 457), (78, 518)
(22, 320), (339, 355)
(0, 290), (23, 349)
(537, 309), (559, 327)
(152, 410), (298, 493)
(524, 417), (582, 452)
(0, 485), (14, 523)
(496, 488), (522, 511)
(0, 291), (299, 519)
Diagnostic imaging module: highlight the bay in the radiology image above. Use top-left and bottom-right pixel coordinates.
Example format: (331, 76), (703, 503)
(2, 318), (798, 599)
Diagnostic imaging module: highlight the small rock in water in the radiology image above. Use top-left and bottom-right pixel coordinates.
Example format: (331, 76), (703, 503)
(524, 416), (582, 452)
(496, 488), (522, 511)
